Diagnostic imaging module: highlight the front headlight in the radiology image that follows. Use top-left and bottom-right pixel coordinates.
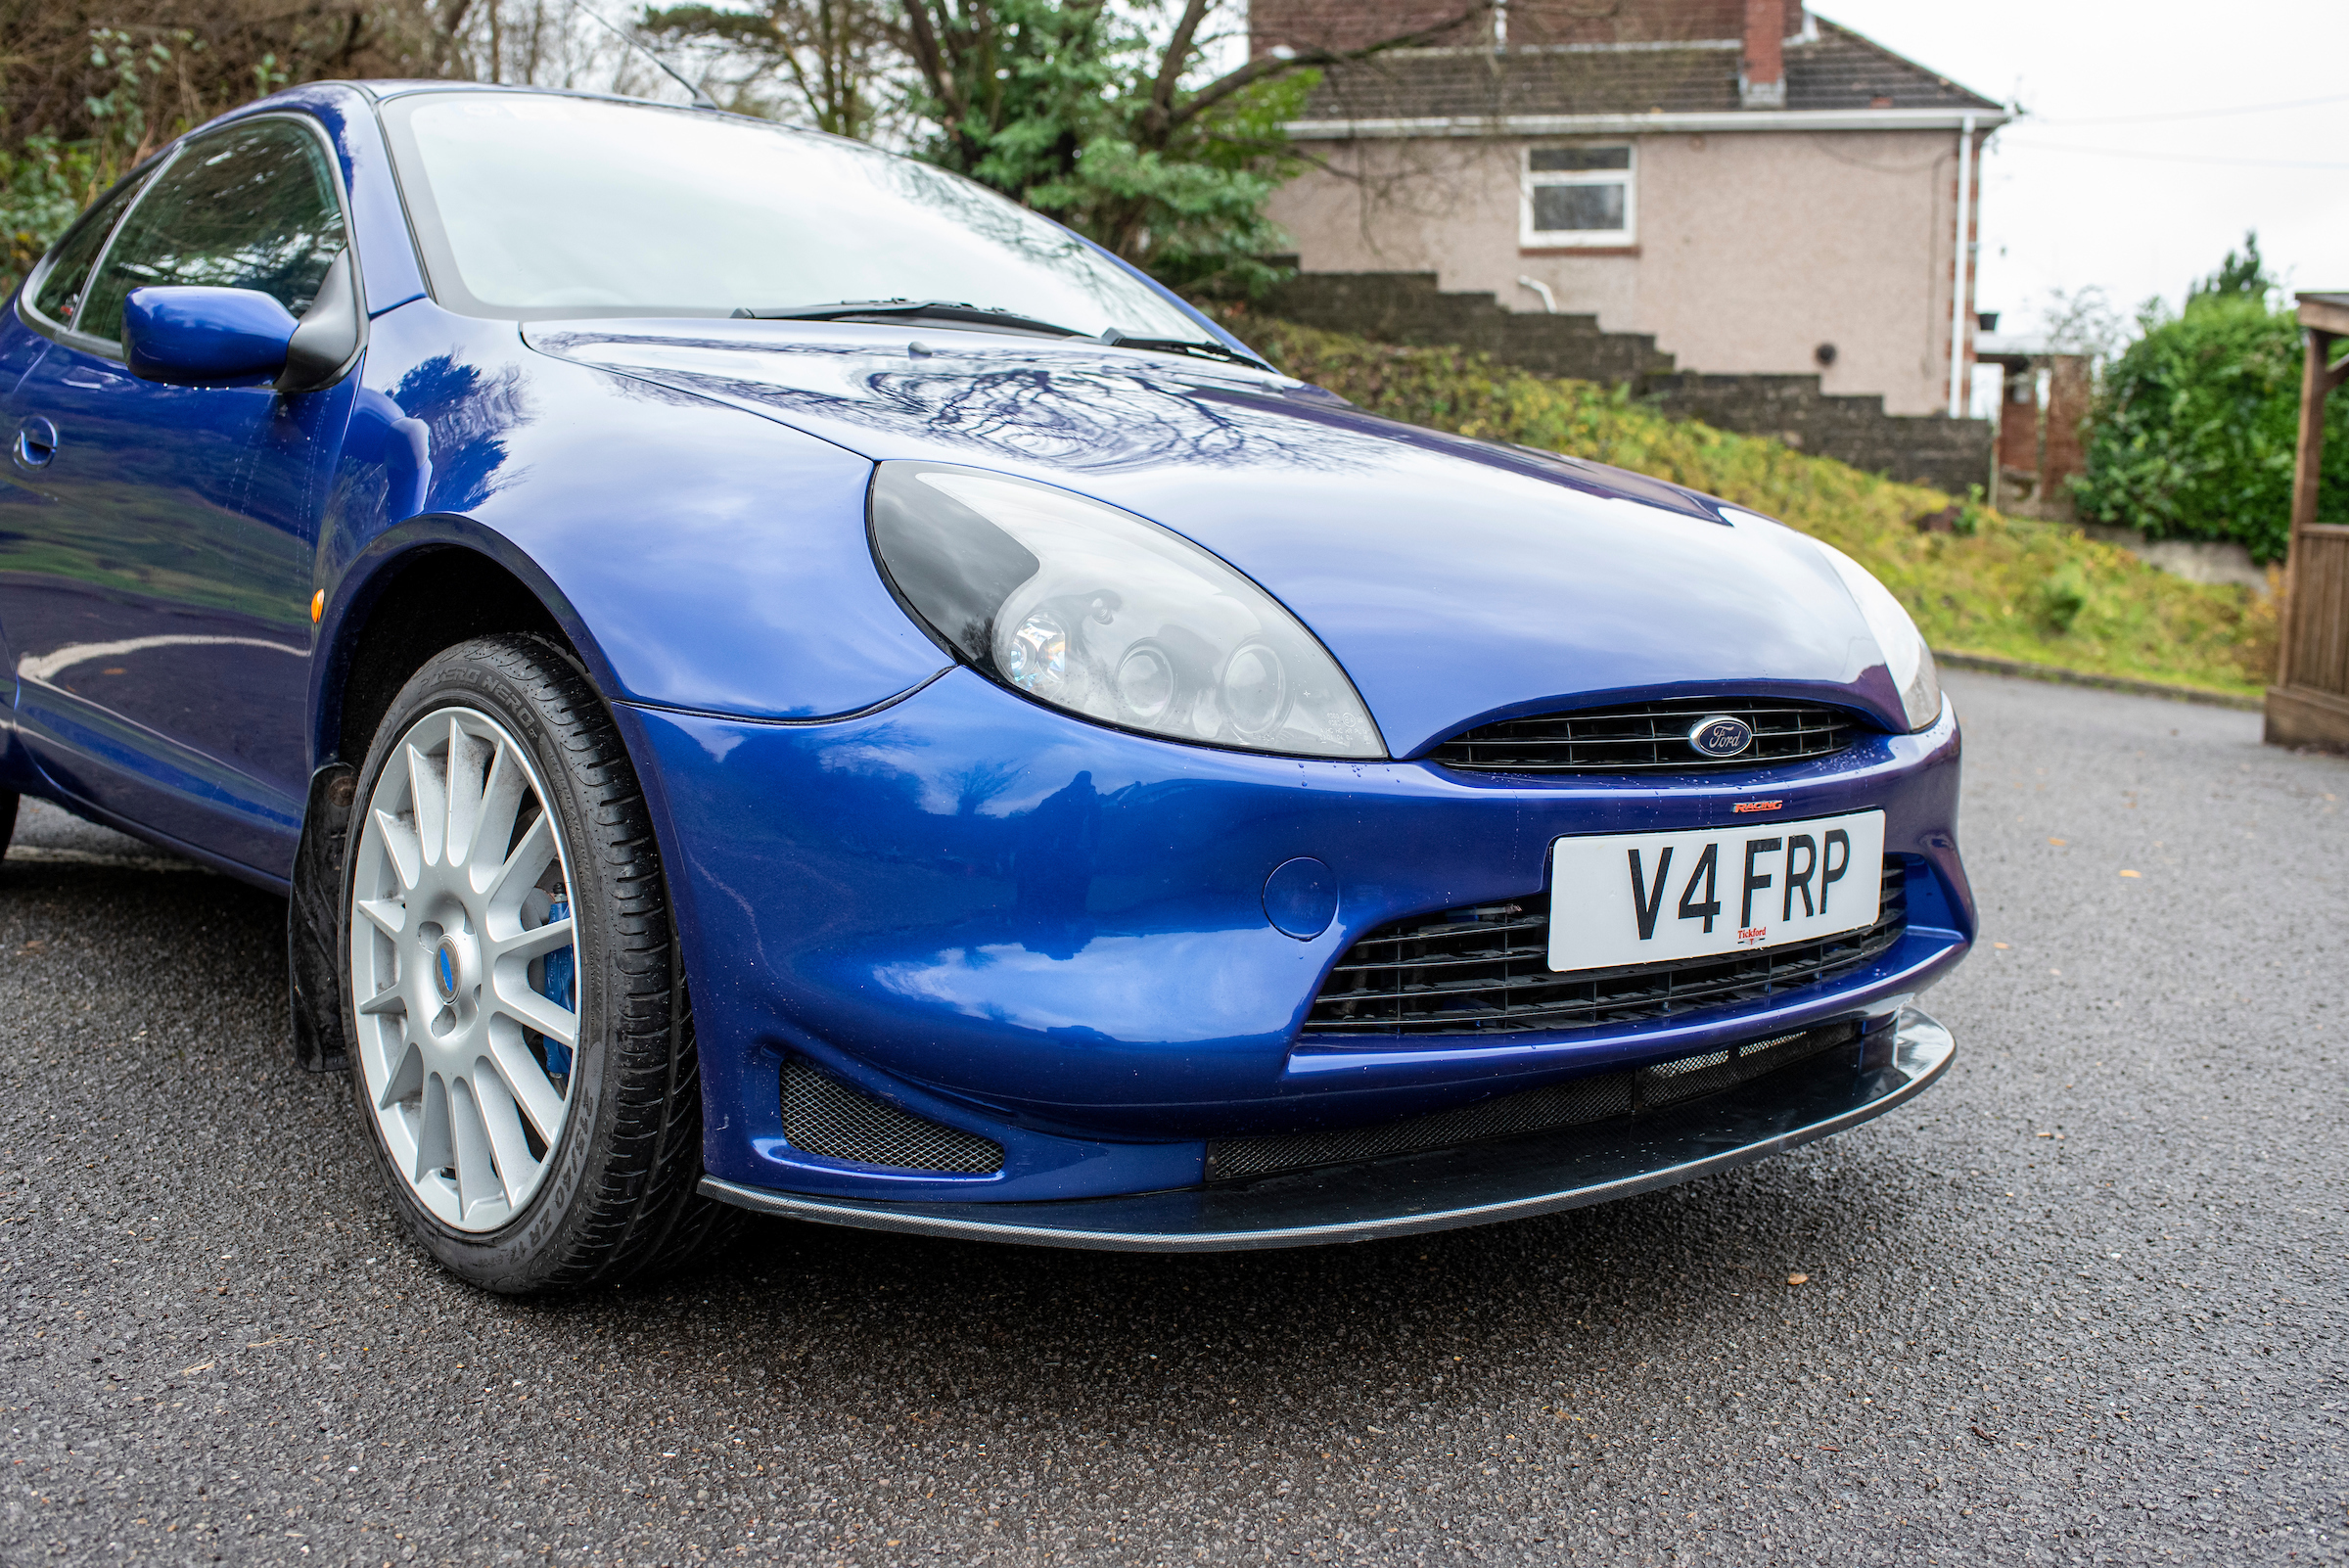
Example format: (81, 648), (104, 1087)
(1811, 538), (1942, 731)
(869, 462), (1386, 758)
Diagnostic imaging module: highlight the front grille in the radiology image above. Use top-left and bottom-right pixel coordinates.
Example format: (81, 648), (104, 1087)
(1208, 1020), (1860, 1181)
(782, 1058), (1005, 1174)
(1431, 697), (1863, 773)
(1307, 859), (1907, 1037)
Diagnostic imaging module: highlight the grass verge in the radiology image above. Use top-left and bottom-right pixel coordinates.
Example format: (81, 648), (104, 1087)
(1222, 312), (2278, 699)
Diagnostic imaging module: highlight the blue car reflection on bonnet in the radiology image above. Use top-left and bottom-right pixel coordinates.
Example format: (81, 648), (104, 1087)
(0, 82), (1971, 1292)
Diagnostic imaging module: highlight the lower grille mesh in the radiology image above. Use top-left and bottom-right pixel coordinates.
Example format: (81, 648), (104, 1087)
(1307, 859), (1909, 1037)
(1206, 1021), (1859, 1182)
(783, 1058), (1005, 1174)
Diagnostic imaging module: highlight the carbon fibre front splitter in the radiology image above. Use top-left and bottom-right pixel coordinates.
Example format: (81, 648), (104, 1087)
(698, 1007), (1955, 1252)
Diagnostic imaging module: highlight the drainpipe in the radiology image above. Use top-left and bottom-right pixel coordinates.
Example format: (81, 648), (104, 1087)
(1947, 113), (1976, 418)
(1517, 276), (1557, 313)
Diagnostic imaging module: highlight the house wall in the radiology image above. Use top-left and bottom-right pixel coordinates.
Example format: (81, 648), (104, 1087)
(1266, 127), (1966, 417)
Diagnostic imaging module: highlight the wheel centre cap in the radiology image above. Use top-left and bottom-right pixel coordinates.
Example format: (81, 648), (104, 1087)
(434, 937), (462, 1002)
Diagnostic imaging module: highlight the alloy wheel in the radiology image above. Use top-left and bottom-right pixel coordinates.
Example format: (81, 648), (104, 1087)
(348, 707), (580, 1232)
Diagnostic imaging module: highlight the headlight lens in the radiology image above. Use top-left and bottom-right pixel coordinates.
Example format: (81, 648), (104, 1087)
(869, 462), (1386, 758)
(1811, 538), (1942, 731)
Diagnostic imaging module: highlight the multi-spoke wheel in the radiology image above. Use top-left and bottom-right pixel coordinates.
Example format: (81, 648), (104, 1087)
(340, 634), (728, 1292)
(350, 706), (579, 1230)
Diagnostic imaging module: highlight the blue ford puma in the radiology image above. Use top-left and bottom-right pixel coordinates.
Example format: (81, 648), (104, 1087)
(0, 82), (1970, 1291)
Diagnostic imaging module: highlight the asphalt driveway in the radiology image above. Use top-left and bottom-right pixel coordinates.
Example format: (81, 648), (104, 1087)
(2, 669), (2343, 1566)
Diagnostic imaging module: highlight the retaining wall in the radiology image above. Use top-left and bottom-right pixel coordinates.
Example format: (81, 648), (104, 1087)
(1259, 269), (1995, 497)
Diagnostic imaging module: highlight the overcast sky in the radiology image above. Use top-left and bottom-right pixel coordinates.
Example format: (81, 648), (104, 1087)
(1814, 0), (2347, 339)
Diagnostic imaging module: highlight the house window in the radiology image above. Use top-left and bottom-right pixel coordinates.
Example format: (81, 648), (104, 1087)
(1524, 145), (1635, 248)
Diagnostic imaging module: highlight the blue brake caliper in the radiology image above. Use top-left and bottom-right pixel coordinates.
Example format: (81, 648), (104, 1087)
(540, 895), (575, 1078)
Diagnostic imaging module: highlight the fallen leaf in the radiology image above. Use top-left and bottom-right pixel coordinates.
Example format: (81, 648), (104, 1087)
(2048, 837), (2067, 846)
(1992, 942), (2010, 949)
(2036, 1131), (2053, 1138)
(2118, 869), (2141, 878)
(1970, 1424), (1998, 1443)
(178, 1362), (213, 1376)
(1785, 1272), (1809, 1286)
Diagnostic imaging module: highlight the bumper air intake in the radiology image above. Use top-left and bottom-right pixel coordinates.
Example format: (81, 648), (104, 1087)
(783, 1057), (1005, 1174)
(1307, 859), (1907, 1037)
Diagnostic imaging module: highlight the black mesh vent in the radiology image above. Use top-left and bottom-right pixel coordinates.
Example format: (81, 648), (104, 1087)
(1308, 859), (1907, 1037)
(1208, 1021), (1860, 1181)
(1431, 697), (1864, 773)
(783, 1058), (1005, 1174)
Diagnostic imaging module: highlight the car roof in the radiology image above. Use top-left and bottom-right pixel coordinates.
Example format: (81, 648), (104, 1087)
(333, 78), (713, 114)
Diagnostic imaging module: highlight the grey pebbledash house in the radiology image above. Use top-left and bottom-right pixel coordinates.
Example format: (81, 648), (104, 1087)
(1251, 0), (2010, 479)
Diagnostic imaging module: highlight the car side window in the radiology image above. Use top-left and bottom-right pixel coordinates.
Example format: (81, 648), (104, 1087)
(76, 118), (346, 346)
(26, 172), (152, 332)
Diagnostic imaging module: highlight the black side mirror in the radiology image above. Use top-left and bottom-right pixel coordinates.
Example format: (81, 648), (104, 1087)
(279, 249), (364, 393)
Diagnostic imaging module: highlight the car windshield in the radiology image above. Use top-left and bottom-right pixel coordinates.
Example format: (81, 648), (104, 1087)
(379, 91), (1203, 337)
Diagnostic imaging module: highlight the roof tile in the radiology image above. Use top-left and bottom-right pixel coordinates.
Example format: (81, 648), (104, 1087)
(1294, 20), (2002, 124)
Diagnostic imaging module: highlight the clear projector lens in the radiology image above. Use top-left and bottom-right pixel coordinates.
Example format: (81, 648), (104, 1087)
(1116, 645), (1174, 720)
(869, 463), (1385, 758)
(1004, 611), (1067, 695)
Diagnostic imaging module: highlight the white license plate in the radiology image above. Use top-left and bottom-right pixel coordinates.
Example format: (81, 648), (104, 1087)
(1547, 809), (1886, 974)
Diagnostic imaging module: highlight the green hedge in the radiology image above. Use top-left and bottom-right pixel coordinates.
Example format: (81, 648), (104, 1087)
(0, 138), (111, 299)
(2072, 295), (2349, 564)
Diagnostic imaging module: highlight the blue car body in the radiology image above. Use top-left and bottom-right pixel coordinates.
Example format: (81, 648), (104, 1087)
(0, 82), (1971, 1248)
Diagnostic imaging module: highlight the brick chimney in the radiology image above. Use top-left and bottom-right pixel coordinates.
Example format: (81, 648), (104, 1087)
(1739, 0), (1787, 108)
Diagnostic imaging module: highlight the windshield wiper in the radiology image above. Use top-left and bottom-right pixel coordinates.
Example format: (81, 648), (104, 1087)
(1099, 329), (1272, 370)
(731, 300), (1274, 371)
(731, 300), (1092, 338)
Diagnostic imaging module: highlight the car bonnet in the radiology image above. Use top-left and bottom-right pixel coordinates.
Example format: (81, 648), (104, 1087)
(527, 319), (1911, 754)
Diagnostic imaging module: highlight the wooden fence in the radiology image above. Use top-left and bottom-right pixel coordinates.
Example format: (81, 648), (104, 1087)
(2266, 292), (2349, 751)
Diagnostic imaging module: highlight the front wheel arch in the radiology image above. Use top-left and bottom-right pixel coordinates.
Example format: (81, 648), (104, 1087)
(295, 533), (589, 1075)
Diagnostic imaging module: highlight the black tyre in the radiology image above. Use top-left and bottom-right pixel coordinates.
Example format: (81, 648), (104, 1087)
(0, 790), (16, 861)
(340, 634), (729, 1292)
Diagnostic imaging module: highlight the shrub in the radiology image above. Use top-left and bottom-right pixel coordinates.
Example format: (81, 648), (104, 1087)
(2072, 293), (2349, 564)
(0, 137), (112, 296)
(2036, 565), (2091, 634)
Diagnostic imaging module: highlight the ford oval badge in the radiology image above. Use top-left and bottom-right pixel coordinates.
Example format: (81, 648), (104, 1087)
(1687, 715), (1754, 759)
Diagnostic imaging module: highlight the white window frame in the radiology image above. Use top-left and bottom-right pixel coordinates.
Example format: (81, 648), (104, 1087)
(1520, 143), (1636, 249)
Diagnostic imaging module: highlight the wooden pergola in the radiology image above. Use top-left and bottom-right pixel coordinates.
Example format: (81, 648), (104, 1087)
(2267, 292), (2349, 751)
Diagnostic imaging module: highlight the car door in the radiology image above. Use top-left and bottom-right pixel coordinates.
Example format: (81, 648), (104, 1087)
(0, 115), (359, 874)
(0, 166), (161, 721)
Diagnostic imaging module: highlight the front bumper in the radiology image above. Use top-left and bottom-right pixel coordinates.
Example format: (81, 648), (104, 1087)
(699, 1006), (1955, 1250)
(613, 668), (1971, 1205)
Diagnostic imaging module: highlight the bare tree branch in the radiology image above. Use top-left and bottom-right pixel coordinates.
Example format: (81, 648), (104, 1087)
(895, 0), (959, 125)
(1145, 0), (1211, 130)
(1165, 1), (1497, 135)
